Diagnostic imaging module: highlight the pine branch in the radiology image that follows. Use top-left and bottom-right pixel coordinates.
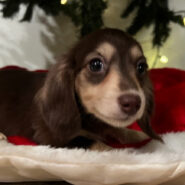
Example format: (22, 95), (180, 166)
(171, 14), (184, 26)
(0, 0), (107, 36)
(80, 0), (107, 36)
(121, 0), (139, 18)
(1, 0), (21, 18)
(20, 2), (34, 22)
(121, 0), (185, 47)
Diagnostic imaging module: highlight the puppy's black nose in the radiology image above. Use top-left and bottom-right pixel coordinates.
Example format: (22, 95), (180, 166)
(118, 94), (141, 115)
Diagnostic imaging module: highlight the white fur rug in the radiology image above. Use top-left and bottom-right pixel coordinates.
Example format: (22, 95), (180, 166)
(1, 132), (185, 185)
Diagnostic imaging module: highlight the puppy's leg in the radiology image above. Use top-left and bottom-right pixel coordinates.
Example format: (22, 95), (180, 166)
(80, 128), (148, 150)
(105, 128), (149, 145)
(89, 129), (148, 151)
(118, 128), (149, 144)
(0, 132), (7, 140)
(90, 141), (112, 151)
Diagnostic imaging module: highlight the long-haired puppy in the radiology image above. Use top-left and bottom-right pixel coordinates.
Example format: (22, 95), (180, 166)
(0, 28), (160, 149)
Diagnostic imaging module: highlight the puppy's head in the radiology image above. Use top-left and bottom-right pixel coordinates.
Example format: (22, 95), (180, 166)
(75, 29), (148, 128)
(39, 28), (159, 143)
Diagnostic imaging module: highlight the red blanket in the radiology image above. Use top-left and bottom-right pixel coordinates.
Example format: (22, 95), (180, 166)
(4, 67), (185, 148)
(130, 68), (185, 134)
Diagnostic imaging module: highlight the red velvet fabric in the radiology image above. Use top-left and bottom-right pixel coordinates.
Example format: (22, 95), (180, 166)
(7, 136), (37, 146)
(129, 68), (185, 134)
(3, 66), (185, 148)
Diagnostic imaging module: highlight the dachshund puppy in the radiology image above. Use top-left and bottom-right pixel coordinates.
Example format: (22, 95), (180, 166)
(0, 28), (160, 149)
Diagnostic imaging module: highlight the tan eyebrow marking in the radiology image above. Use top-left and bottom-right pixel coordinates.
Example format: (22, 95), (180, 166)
(84, 42), (116, 67)
(130, 45), (143, 60)
(95, 42), (116, 61)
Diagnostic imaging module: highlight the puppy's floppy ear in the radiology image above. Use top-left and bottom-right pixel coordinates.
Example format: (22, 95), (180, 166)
(38, 56), (81, 145)
(137, 80), (162, 142)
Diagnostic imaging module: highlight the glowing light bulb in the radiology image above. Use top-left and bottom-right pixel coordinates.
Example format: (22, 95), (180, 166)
(61, 0), (67, 5)
(183, 17), (185, 26)
(160, 55), (168, 64)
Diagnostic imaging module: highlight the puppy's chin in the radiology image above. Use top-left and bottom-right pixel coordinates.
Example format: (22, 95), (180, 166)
(93, 109), (142, 128)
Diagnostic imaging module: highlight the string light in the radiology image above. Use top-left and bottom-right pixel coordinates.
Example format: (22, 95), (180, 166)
(183, 17), (185, 26)
(60, 0), (67, 5)
(159, 55), (168, 64)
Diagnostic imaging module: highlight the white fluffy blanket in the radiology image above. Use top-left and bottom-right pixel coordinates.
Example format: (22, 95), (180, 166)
(1, 132), (185, 185)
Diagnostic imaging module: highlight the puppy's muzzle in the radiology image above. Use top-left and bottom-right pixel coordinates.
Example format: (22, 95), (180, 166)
(118, 94), (141, 115)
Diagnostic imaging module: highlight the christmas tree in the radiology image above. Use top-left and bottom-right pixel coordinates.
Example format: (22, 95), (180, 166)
(0, 0), (184, 67)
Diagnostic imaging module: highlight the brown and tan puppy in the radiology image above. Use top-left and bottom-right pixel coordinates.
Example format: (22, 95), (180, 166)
(0, 28), (160, 149)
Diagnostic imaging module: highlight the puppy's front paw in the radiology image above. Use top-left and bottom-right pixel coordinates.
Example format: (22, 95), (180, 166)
(90, 142), (112, 151)
(0, 133), (7, 140)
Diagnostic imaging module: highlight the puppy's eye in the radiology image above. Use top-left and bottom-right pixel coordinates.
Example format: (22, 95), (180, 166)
(137, 61), (148, 74)
(89, 58), (104, 72)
